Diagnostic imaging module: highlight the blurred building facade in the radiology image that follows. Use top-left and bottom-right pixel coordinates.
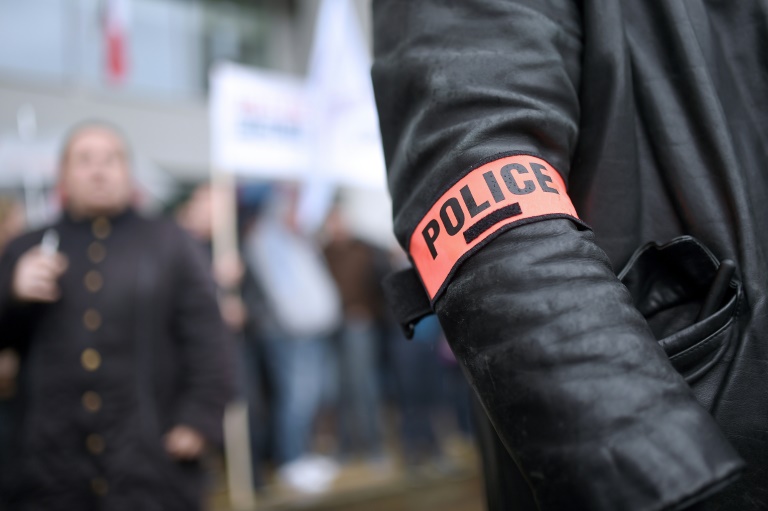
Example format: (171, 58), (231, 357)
(0, 0), (373, 183)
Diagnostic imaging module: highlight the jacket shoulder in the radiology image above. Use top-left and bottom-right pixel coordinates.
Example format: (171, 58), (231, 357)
(136, 214), (208, 260)
(134, 214), (190, 241)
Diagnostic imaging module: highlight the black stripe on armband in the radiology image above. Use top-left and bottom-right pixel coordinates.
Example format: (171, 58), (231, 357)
(463, 203), (522, 244)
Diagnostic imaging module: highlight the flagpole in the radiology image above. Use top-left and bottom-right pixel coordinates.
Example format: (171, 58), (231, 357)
(210, 166), (256, 510)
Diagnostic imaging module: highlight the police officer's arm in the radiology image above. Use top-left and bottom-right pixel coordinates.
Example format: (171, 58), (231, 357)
(169, 226), (235, 446)
(372, 1), (742, 510)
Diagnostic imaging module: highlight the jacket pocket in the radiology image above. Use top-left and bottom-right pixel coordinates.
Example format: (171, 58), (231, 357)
(618, 236), (741, 409)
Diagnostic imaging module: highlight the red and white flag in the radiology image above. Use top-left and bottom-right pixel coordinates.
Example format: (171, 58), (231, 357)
(104, 0), (130, 84)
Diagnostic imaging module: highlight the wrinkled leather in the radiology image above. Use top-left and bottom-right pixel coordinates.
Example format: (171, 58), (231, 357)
(372, 0), (768, 509)
(617, 237), (742, 404)
(438, 222), (741, 511)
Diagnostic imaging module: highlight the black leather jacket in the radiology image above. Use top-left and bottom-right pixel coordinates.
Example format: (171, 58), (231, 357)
(372, 1), (768, 509)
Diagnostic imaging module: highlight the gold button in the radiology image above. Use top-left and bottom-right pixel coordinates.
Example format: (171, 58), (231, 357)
(81, 349), (101, 371)
(83, 309), (102, 331)
(92, 217), (111, 240)
(91, 477), (108, 496)
(86, 433), (105, 455)
(87, 242), (106, 263)
(82, 391), (102, 412)
(84, 271), (103, 293)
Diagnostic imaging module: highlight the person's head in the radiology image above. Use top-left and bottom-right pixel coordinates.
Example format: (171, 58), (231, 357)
(58, 121), (134, 218)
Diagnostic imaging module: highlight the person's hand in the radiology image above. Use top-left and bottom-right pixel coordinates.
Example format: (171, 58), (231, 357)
(164, 425), (206, 461)
(220, 293), (247, 332)
(11, 247), (68, 303)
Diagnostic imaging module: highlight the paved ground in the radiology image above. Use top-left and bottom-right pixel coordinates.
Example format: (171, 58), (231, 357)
(210, 438), (484, 511)
(284, 472), (484, 511)
(215, 470), (484, 511)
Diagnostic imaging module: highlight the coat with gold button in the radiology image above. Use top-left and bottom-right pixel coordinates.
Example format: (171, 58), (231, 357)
(0, 209), (234, 511)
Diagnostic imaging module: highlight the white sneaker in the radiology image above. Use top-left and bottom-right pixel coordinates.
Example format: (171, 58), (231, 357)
(277, 455), (340, 495)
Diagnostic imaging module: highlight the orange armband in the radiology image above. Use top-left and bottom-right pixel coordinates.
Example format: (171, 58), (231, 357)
(409, 154), (582, 301)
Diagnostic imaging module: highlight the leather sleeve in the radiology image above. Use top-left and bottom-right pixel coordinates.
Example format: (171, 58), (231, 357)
(372, 1), (743, 509)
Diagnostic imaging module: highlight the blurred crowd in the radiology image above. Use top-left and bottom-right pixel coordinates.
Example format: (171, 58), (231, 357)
(173, 179), (477, 495)
(0, 121), (474, 509)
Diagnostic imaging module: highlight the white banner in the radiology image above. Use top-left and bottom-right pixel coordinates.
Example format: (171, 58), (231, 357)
(210, 63), (310, 180)
(209, 0), (387, 190)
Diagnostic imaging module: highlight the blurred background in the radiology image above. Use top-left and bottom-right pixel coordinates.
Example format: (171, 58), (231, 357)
(0, 1), (481, 509)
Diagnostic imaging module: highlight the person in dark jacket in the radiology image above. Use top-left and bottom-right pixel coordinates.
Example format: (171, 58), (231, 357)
(0, 121), (233, 511)
(372, 1), (768, 510)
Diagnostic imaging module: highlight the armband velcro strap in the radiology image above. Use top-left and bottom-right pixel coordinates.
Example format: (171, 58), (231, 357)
(409, 154), (581, 301)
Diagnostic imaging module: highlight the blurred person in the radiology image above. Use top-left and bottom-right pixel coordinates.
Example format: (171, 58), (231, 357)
(175, 184), (247, 332)
(243, 186), (341, 494)
(322, 205), (387, 463)
(388, 315), (445, 471)
(0, 196), (25, 506)
(0, 121), (233, 511)
(174, 183), (270, 490)
(236, 236), (276, 491)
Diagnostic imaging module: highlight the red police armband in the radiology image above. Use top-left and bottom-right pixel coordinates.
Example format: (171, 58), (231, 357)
(409, 154), (581, 301)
